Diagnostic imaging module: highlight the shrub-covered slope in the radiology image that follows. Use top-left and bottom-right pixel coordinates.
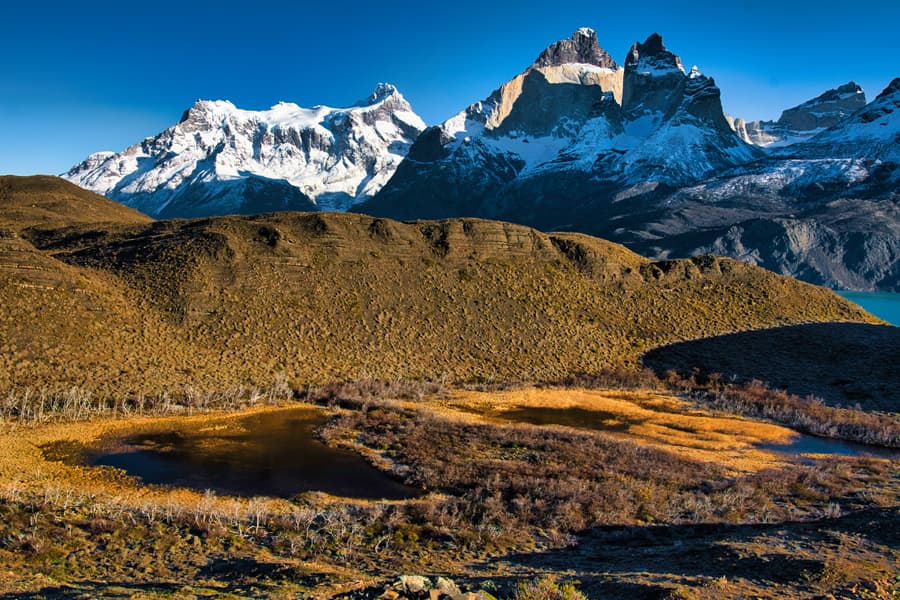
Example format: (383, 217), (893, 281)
(0, 178), (875, 395)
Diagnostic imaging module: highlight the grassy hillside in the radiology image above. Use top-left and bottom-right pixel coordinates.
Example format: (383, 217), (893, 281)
(0, 175), (151, 231)
(0, 177), (221, 397)
(0, 177), (877, 396)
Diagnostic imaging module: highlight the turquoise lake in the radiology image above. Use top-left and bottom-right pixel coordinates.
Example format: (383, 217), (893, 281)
(837, 291), (900, 326)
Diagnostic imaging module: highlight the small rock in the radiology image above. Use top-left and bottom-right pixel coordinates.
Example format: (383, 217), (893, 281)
(396, 575), (432, 594)
(379, 590), (401, 600)
(435, 577), (461, 597)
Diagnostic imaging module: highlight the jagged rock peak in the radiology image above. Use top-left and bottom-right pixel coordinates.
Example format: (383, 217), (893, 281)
(625, 33), (685, 74)
(878, 77), (900, 99)
(835, 81), (864, 95)
(365, 82), (403, 105)
(179, 99), (236, 123)
(777, 81), (867, 132)
(792, 81), (865, 110)
(533, 27), (618, 69)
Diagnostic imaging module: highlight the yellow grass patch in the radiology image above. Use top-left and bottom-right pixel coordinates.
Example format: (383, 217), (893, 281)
(431, 388), (800, 472)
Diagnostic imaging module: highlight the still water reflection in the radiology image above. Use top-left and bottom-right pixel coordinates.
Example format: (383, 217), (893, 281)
(86, 408), (419, 500)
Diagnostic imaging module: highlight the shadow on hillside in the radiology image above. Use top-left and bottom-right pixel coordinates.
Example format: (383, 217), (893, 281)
(643, 322), (900, 411)
(0, 582), (184, 599)
(0, 556), (333, 599)
(475, 507), (898, 599)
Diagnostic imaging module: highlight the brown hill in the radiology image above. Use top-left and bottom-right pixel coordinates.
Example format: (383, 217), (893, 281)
(0, 177), (214, 397)
(0, 175), (151, 231)
(0, 177), (876, 397)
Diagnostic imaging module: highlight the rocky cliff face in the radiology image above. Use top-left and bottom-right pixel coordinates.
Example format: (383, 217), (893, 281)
(65, 84), (425, 218)
(621, 33), (686, 115)
(364, 31), (757, 221)
(733, 82), (867, 147)
(362, 35), (898, 291)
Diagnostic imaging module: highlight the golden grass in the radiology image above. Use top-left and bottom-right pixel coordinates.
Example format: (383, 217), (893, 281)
(431, 388), (802, 473)
(1, 210), (877, 397)
(0, 386), (812, 511)
(0, 175), (151, 231)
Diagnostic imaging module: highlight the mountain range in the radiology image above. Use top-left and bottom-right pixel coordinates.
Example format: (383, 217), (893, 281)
(63, 28), (900, 291)
(66, 84), (424, 218)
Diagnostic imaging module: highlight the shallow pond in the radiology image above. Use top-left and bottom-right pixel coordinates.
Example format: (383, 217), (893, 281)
(497, 406), (643, 433)
(491, 406), (899, 459)
(80, 408), (419, 500)
(759, 434), (900, 460)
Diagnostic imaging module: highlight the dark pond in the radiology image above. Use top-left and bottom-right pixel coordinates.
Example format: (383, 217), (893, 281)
(83, 408), (420, 500)
(497, 406), (644, 433)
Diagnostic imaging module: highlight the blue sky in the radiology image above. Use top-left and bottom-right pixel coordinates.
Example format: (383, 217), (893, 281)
(2, 0), (898, 175)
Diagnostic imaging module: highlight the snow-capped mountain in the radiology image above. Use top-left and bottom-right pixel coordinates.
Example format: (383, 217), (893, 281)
(359, 31), (898, 290)
(678, 78), (900, 207)
(361, 30), (760, 220)
(612, 33), (761, 185)
(65, 84), (425, 218)
(623, 78), (900, 290)
(728, 82), (867, 147)
(62, 27), (898, 290)
(797, 78), (900, 163)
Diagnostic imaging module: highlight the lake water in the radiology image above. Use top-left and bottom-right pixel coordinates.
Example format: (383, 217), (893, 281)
(83, 408), (420, 500)
(760, 433), (900, 460)
(837, 291), (900, 326)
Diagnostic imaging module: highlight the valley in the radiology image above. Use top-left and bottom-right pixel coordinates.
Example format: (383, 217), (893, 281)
(0, 176), (897, 598)
(3, 2), (899, 596)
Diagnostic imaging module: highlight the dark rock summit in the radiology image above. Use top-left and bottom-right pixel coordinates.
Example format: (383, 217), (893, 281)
(533, 27), (618, 69)
(738, 81), (867, 146)
(622, 33), (688, 116)
(778, 81), (866, 131)
(879, 77), (900, 98)
(624, 33), (682, 70)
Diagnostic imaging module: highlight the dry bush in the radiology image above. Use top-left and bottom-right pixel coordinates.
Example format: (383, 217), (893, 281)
(303, 378), (448, 405)
(515, 576), (587, 600)
(0, 373), (296, 425)
(320, 401), (893, 550)
(688, 378), (900, 448)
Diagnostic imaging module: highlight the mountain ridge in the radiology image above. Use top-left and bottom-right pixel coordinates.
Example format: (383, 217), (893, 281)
(359, 30), (899, 291)
(61, 28), (900, 290)
(64, 83), (425, 218)
(1, 175), (876, 396)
